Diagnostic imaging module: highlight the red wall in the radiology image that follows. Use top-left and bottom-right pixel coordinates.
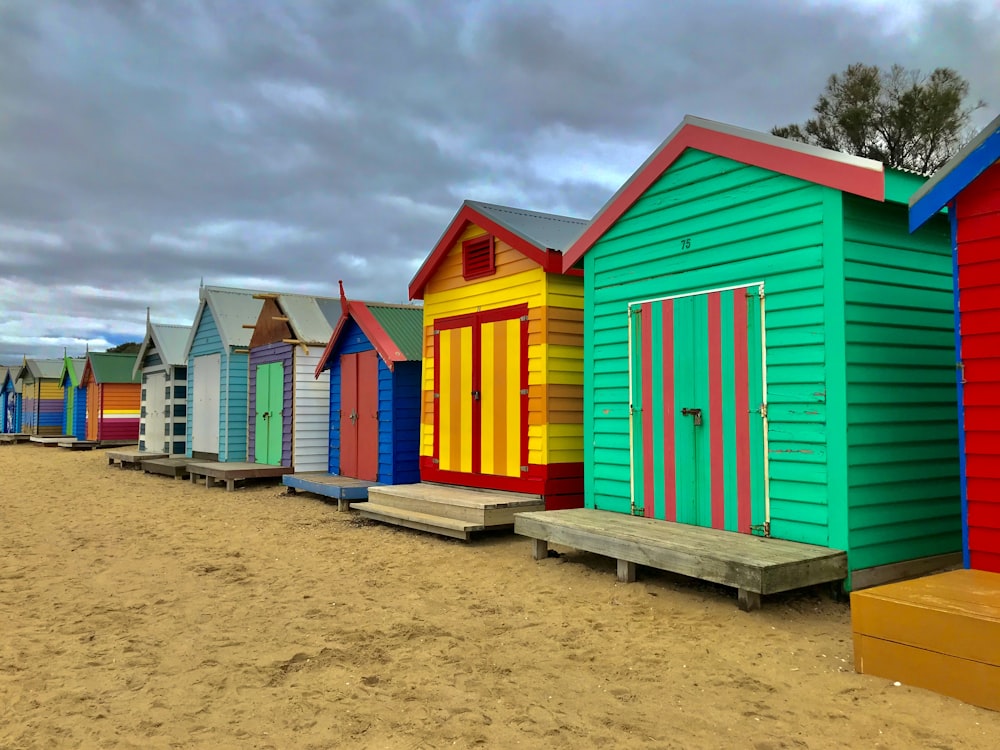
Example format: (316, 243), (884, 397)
(957, 161), (1000, 573)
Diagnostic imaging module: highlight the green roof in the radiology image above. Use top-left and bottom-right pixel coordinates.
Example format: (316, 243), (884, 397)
(88, 352), (141, 384)
(366, 303), (424, 362)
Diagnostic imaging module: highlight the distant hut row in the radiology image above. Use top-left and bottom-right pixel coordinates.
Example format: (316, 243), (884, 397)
(3, 114), (998, 626)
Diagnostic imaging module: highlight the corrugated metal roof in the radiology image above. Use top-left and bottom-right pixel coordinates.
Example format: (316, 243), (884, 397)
(365, 303), (425, 361)
(466, 201), (589, 252)
(26, 358), (65, 380)
(89, 352), (141, 384)
(197, 286), (273, 351)
(153, 323), (191, 366)
(278, 294), (341, 344)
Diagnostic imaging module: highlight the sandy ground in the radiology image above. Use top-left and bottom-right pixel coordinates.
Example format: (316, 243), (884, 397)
(0, 444), (997, 749)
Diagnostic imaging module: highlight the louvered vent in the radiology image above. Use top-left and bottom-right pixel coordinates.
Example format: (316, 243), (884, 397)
(462, 235), (495, 280)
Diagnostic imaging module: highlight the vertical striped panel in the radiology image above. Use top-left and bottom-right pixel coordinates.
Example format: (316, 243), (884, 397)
(481, 322), (497, 475)
(439, 327), (473, 473)
(720, 290), (739, 532)
(505, 318), (522, 476)
(660, 300), (676, 521)
(733, 287), (752, 533)
(708, 292), (725, 529)
(640, 303), (654, 516)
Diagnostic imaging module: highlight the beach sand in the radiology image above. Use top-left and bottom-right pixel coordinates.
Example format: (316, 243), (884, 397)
(0, 443), (996, 749)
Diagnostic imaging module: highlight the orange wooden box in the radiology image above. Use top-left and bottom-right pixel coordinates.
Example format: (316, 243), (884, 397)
(851, 568), (1000, 711)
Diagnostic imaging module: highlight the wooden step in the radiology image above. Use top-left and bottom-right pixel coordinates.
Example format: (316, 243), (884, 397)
(367, 483), (544, 525)
(351, 501), (483, 541)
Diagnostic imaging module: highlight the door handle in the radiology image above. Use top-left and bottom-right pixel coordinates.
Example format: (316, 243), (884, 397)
(681, 407), (703, 426)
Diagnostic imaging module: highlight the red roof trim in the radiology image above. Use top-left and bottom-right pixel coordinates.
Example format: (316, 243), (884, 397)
(562, 122), (886, 270)
(313, 301), (408, 378)
(408, 204), (555, 300)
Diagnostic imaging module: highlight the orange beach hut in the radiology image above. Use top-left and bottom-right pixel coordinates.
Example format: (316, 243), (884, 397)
(82, 352), (141, 442)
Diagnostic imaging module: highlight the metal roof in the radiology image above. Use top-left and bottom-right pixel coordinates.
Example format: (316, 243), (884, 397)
(153, 323), (191, 365)
(87, 352), (141, 384)
(365, 303), (425, 361)
(465, 201), (589, 252)
(183, 285), (275, 358)
(25, 358), (65, 380)
(276, 294), (342, 344)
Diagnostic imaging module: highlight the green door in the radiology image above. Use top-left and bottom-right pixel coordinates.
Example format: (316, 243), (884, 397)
(630, 285), (767, 534)
(64, 385), (74, 437)
(254, 362), (284, 465)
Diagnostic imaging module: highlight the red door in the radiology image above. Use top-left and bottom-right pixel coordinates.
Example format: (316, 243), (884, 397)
(340, 350), (380, 481)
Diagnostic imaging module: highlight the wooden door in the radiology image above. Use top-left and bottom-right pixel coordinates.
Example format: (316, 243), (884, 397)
(191, 353), (221, 456)
(254, 362), (284, 466)
(434, 305), (526, 481)
(64, 385), (74, 437)
(339, 350), (379, 481)
(630, 286), (767, 534)
(144, 372), (166, 452)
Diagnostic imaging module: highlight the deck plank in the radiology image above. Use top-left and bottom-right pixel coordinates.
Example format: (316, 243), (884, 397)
(515, 508), (846, 603)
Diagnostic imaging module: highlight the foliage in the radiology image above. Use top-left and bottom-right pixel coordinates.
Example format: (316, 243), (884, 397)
(106, 342), (141, 354)
(772, 63), (985, 174)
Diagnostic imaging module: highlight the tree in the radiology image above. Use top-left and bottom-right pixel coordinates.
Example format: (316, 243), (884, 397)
(772, 63), (985, 174)
(106, 342), (141, 354)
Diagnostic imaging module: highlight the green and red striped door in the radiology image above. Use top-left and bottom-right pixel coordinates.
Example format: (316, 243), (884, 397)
(630, 285), (767, 533)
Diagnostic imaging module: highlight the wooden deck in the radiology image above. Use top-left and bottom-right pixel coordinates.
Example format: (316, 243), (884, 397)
(514, 509), (847, 611)
(29, 435), (75, 447)
(142, 457), (192, 480)
(353, 483), (546, 541)
(852, 568), (1000, 711)
(187, 462), (293, 491)
(0, 433), (30, 444)
(106, 447), (162, 469)
(61, 440), (98, 450)
(283, 472), (378, 510)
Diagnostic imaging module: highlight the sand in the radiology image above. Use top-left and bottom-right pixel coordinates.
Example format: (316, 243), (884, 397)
(0, 444), (996, 749)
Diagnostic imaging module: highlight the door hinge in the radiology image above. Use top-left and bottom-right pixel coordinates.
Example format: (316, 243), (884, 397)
(520, 315), (529, 322)
(750, 522), (770, 537)
(433, 330), (440, 336)
(520, 465), (528, 473)
(432, 458), (439, 464)
(433, 392), (440, 399)
(520, 389), (528, 396)
(957, 361), (966, 384)
(758, 403), (767, 418)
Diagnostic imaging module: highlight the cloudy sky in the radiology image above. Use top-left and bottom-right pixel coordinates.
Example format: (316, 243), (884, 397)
(1, 0), (998, 362)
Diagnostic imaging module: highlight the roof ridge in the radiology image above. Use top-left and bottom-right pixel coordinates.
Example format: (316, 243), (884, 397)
(467, 200), (588, 225)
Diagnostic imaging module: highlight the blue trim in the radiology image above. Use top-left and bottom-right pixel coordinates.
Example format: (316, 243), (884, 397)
(910, 126), (1000, 231)
(951, 211), (970, 568)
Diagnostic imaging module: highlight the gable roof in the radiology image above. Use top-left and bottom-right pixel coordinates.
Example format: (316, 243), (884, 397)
(909, 113), (1000, 231)
(22, 358), (65, 381)
(561, 115), (894, 270)
(182, 285), (275, 360)
(255, 293), (342, 345)
(60, 355), (87, 388)
(408, 200), (589, 300)
(84, 352), (141, 385)
(133, 320), (192, 377)
(315, 299), (424, 377)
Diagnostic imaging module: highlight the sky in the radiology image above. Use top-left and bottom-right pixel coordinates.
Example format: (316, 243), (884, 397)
(1, 0), (998, 362)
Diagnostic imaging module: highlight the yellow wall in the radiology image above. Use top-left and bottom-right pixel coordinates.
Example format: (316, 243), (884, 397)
(419, 222), (584, 469)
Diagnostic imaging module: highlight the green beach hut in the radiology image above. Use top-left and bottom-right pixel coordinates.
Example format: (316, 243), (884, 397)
(554, 116), (960, 592)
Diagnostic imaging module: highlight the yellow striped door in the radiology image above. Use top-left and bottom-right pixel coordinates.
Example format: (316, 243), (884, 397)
(480, 318), (521, 477)
(437, 324), (473, 474)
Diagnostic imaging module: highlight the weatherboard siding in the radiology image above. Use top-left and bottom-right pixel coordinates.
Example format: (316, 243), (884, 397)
(585, 150), (832, 546)
(392, 361), (422, 485)
(956, 162), (1000, 573)
(293, 350), (330, 474)
(842, 195), (960, 571)
(223, 351), (250, 462)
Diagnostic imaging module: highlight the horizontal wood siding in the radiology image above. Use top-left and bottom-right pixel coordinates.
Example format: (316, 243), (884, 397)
(843, 194), (960, 571)
(328, 318), (375, 474)
(378, 358), (394, 483)
(956, 162), (1000, 573)
(73, 386), (87, 440)
(585, 150), (831, 545)
(392, 361), (422, 485)
(35, 380), (64, 435)
(293, 350), (330, 473)
(248, 342), (293, 467)
(97, 383), (141, 440)
(223, 351), (250, 463)
(187, 306), (223, 458)
(21, 380), (37, 434)
(143, 352), (162, 368)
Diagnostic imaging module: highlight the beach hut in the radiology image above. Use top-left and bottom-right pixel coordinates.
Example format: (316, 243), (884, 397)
(288, 286), (423, 504)
(183, 286), (270, 462)
(850, 115), (1000, 712)
(20, 358), (66, 437)
(351, 201), (587, 538)
(59, 355), (88, 440)
(516, 115), (960, 607)
(1, 366), (23, 434)
(133, 316), (191, 456)
(246, 292), (339, 470)
(80, 352), (141, 443)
